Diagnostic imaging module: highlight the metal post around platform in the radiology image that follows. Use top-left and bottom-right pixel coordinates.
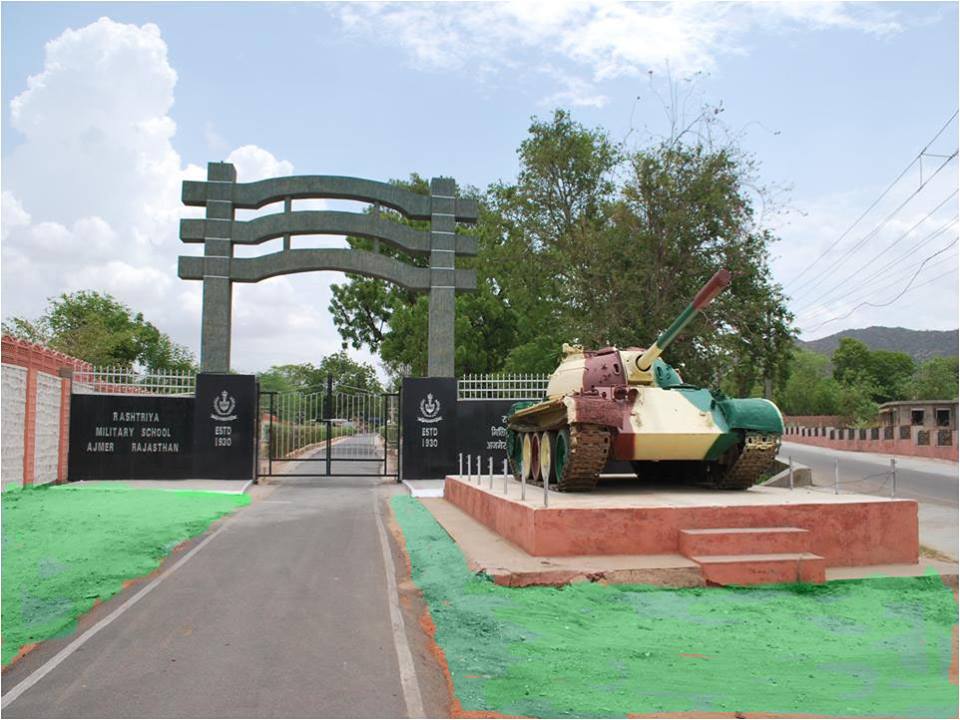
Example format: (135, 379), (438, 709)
(521, 467), (526, 501)
(788, 456), (794, 490)
(543, 473), (548, 508)
(459, 453), (463, 478)
(502, 459), (508, 495)
(466, 454), (472, 483)
(834, 458), (839, 495)
(488, 457), (493, 489)
(890, 457), (896, 498)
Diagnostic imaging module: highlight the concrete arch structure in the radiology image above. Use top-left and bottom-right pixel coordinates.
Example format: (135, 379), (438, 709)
(178, 163), (478, 376)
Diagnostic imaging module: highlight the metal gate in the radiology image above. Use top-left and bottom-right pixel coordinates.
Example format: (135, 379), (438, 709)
(259, 376), (399, 479)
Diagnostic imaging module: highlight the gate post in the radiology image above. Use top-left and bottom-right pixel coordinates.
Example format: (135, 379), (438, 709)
(200, 162), (236, 373)
(325, 373), (333, 476)
(428, 177), (457, 378)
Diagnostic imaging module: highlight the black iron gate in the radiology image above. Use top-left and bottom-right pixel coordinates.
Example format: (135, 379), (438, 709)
(259, 376), (399, 479)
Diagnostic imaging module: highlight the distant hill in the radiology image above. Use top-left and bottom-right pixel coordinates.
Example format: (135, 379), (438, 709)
(799, 326), (958, 362)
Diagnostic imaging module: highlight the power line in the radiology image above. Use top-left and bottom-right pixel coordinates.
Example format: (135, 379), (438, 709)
(789, 149), (958, 303)
(792, 207), (958, 313)
(797, 244), (958, 321)
(783, 110), (958, 290)
(804, 237), (959, 332)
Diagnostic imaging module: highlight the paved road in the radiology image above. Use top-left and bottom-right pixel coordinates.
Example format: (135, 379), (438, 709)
(3, 436), (423, 718)
(780, 441), (958, 506)
(780, 441), (958, 560)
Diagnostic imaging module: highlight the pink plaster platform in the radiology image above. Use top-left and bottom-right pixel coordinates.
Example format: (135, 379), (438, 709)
(443, 475), (920, 585)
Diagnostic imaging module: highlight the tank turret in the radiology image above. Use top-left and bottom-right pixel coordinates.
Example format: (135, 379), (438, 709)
(507, 269), (783, 492)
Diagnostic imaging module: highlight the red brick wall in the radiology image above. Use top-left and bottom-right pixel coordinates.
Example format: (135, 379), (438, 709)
(784, 425), (958, 462)
(1, 336), (91, 485)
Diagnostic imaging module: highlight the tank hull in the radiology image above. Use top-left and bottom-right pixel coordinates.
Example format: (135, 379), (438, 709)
(507, 384), (784, 491)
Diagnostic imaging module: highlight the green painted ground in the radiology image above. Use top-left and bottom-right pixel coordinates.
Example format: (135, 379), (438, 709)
(1, 483), (249, 666)
(392, 496), (958, 718)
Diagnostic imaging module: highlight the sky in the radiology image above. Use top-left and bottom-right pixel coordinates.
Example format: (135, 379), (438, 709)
(1, 1), (958, 376)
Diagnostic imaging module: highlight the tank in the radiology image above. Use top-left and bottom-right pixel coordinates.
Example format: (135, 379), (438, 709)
(506, 269), (784, 491)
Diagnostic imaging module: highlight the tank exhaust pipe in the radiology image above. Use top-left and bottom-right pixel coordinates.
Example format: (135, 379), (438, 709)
(636, 269), (732, 372)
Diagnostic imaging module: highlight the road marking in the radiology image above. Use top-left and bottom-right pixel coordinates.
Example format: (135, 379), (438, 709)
(1, 515), (236, 709)
(373, 491), (425, 718)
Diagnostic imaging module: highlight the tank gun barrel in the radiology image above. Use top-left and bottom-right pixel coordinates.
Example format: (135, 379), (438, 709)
(636, 269), (732, 371)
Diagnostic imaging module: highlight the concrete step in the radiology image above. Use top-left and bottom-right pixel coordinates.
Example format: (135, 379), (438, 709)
(679, 527), (811, 557)
(691, 552), (826, 586)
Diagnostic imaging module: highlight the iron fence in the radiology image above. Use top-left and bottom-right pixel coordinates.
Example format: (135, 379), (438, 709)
(71, 367), (197, 396)
(457, 373), (549, 401)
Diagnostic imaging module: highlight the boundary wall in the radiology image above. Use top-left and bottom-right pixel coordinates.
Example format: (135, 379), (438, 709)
(783, 422), (957, 462)
(1, 336), (90, 488)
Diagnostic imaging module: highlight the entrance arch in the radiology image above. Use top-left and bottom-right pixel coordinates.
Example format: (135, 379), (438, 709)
(178, 162), (478, 376)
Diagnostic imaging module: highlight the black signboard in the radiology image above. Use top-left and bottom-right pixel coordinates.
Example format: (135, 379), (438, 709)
(68, 395), (194, 480)
(193, 373), (257, 480)
(456, 399), (632, 475)
(457, 400), (514, 470)
(401, 377), (457, 480)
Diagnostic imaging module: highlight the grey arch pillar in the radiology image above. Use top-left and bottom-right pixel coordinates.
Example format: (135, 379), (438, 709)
(179, 163), (477, 377)
(428, 177), (457, 377)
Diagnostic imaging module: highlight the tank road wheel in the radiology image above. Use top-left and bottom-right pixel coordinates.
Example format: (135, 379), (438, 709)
(539, 431), (556, 487)
(530, 433), (542, 485)
(521, 433), (533, 481)
(555, 424), (611, 492)
(521, 432), (543, 485)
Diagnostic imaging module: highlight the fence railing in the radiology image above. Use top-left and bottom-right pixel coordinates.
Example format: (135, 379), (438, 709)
(457, 373), (549, 400)
(71, 367), (197, 396)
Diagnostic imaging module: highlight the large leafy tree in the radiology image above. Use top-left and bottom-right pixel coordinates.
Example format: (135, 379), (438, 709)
(328, 106), (796, 391)
(2, 291), (194, 370)
(602, 142), (794, 391)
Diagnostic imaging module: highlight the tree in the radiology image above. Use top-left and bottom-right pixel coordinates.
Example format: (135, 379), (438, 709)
(832, 338), (914, 404)
(776, 349), (840, 415)
(257, 352), (382, 395)
(909, 357), (959, 400)
(867, 349), (915, 403)
(2, 291), (195, 370)
(328, 105), (796, 389)
(329, 176), (520, 379)
(836, 376), (880, 426)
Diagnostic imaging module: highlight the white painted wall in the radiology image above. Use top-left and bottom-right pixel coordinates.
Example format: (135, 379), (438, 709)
(34, 371), (62, 485)
(2, 364), (27, 489)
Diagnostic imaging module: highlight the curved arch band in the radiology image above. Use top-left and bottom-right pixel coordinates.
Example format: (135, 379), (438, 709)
(180, 210), (477, 256)
(179, 249), (477, 292)
(183, 175), (478, 222)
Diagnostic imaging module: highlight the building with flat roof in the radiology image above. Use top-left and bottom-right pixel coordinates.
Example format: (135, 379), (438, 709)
(878, 400), (957, 430)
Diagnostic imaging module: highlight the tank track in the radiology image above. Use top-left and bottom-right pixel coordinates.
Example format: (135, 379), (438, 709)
(556, 424), (611, 492)
(715, 432), (781, 489)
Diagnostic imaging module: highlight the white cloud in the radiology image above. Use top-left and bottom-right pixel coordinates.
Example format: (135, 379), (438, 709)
(330, 2), (903, 105)
(226, 145), (295, 182)
(1, 17), (378, 375)
(538, 67), (609, 108)
(1, 191), (31, 241)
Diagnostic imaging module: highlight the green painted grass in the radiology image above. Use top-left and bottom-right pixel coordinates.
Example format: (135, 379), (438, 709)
(392, 496), (958, 718)
(1, 483), (249, 665)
